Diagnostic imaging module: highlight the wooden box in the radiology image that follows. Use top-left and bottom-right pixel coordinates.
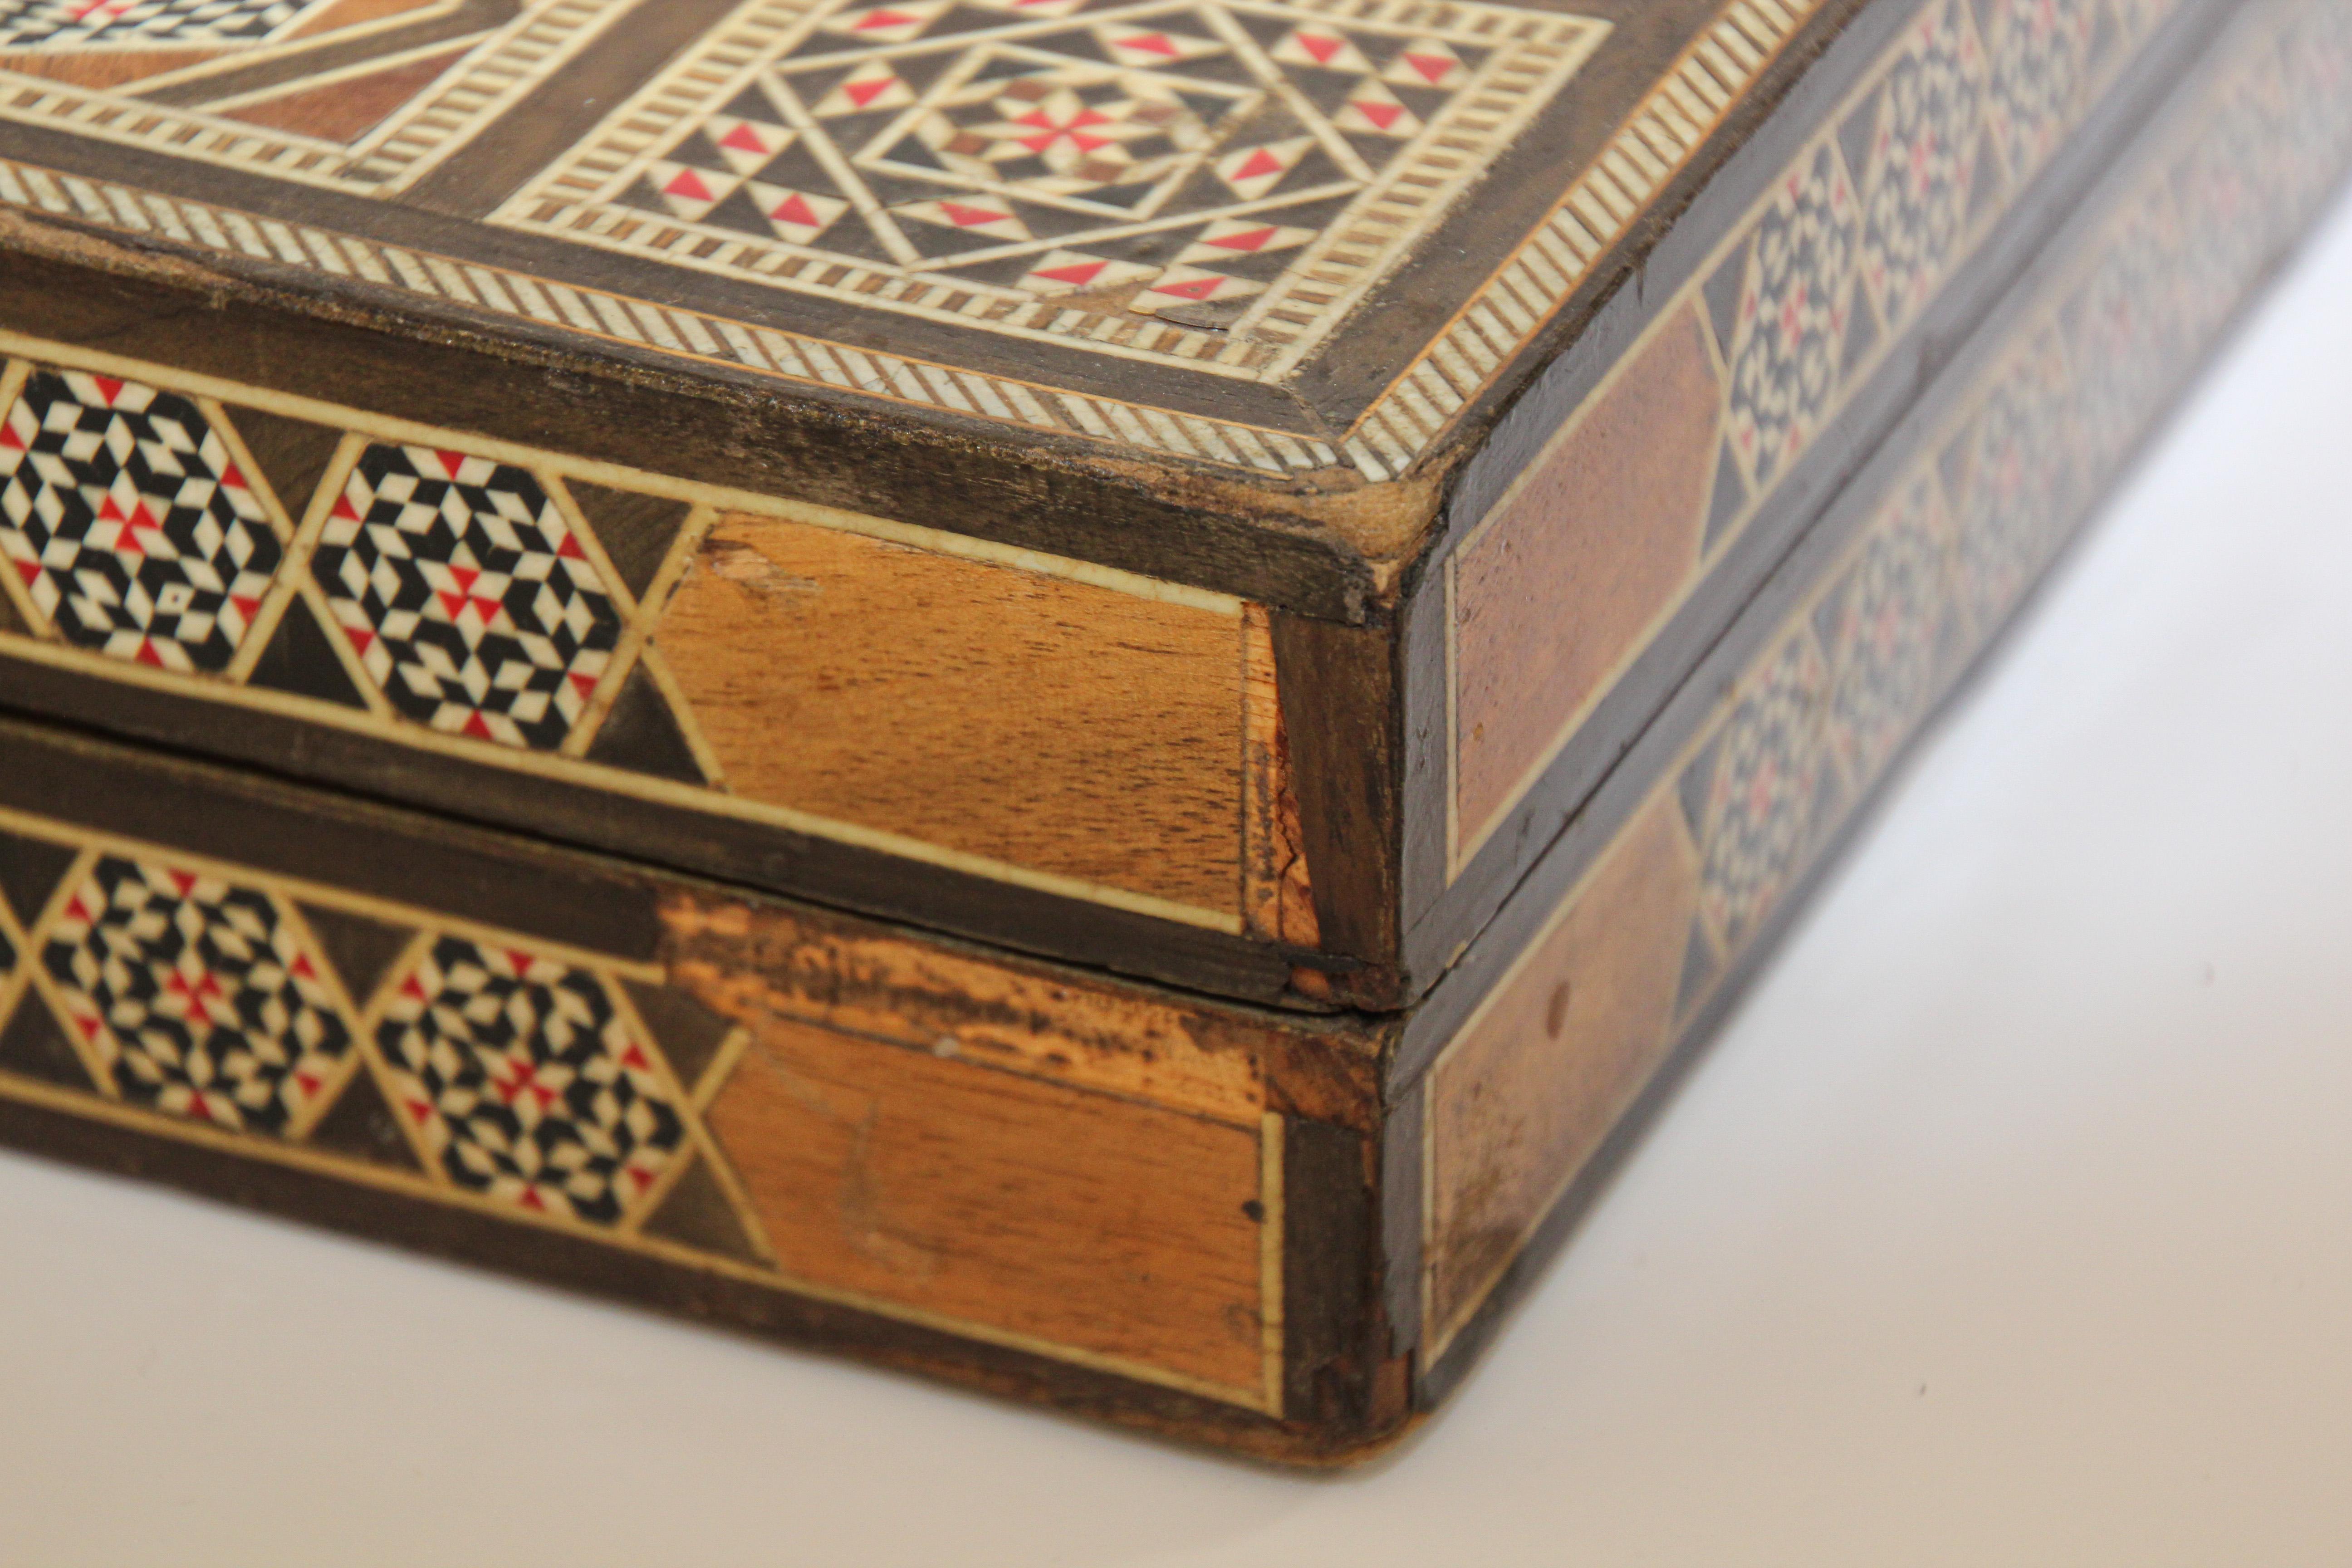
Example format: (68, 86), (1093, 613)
(0, 0), (2345, 1460)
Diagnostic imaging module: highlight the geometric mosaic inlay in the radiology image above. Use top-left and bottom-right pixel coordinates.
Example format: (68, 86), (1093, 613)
(1691, 630), (1830, 952)
(41, 857), (353, 1134)
(0, 0), (318, 49)
(374, 937), (688, 1225)
(0, 370), (285, 675)
(1855, 0), (1987, 331)
(312, 445), (626, 753)
(504, 0), (1604, 349)
(1725, 143), (1862, 492)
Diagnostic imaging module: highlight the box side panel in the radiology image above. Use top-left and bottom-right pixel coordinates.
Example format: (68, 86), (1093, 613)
(1406, 0), (2352, 1379)
(1406, 0), (2233, 987)
(0, 718), (1394, 1455)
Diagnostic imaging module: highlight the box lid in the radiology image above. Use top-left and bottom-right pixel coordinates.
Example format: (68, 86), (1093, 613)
(0, 0), (1829, 617)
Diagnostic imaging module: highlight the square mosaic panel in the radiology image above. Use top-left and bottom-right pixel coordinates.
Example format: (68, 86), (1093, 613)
(498, 0), (1607, 367)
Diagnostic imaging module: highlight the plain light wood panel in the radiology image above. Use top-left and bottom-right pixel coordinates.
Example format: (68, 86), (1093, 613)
(1426, 789), (1700, 1342)
(704, 1013), (1272, 1397)
(657, 516), (1249, 916)
(1453, 304), (1725, 850)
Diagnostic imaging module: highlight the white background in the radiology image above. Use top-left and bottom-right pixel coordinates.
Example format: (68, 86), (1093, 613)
(4, 185), (2352, 1568)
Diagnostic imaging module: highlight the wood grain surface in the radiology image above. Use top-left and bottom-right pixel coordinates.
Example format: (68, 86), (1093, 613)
(656, 513), (1254, 921)
(704, 1016), (1276, 1400)
(1450, 304), (1724, 863)
(1424, 791), (1699, 1349)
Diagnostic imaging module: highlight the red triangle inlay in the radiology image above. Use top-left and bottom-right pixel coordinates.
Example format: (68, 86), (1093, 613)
(619, 1043), (651, 1070)
(843, 74), (897, 107)
(74, 1013), (102, 1040)
(14, 559), (39, 587)
(854, 6), (916, 25)
(168, 870), (198, 895)
(663, 167), (717, 201)
(718, 123), (771, 154)
(1402, 51), (1452, 82)
(1122, 30), (1179, 54)
(1297, 31), (1343, 62)
(346, 627), (374, 653)
(1034, 260), (1107, 285)
(295, 1072), (321, 1096)
(230, 596), (260, 621)
(768, 192), (822, 227)
(134, 639), (165, 668)
(0, 423), (21, 451)
(1352, 98), (1403, 129)
(555, 533), (585, 560)
(434, 451), (467, 479)
(1207, 225), (1276, 252)
(462, 712), (496, 741)
(406, 1098), (434, 1123)
(220, 463), (248, 491)
(1230, 148), (1285, 181)
(939, 201), (1008, 228)
(91, 376), (123, 406)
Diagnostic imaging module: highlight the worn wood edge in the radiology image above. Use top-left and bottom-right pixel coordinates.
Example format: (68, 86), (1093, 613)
(1269, 610), (1402, 988)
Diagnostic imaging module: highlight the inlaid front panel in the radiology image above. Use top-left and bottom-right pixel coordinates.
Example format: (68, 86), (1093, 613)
(0, 348), (1295, 934)
(0, 802), (1291, 1410)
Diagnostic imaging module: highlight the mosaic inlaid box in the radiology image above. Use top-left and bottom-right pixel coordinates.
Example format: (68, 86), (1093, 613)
(0, 0), (2345, 1458)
